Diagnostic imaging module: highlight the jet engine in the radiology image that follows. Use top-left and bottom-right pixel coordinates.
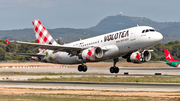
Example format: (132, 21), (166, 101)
(80, 46), (103, 61)
(127, 50), (151, 63)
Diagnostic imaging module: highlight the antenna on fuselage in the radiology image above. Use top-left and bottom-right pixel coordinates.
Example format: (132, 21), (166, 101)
(137, 24), (139, 27)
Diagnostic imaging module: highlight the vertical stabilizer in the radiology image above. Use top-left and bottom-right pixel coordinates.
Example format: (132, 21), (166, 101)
(164, 49), (178, 61)
(32, 19), (57, 45)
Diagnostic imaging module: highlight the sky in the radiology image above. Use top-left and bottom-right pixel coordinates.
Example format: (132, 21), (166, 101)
(0, 0), (180, 30)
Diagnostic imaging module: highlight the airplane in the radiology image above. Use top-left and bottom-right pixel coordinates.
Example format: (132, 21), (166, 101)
(164, 49), (180, 67)
(6, 19), (163, 73)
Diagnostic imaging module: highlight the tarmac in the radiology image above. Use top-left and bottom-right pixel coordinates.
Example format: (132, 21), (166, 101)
(0, 66), (180, 92)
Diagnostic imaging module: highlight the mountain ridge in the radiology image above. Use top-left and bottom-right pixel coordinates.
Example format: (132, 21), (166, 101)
(0, 14), (180, 43)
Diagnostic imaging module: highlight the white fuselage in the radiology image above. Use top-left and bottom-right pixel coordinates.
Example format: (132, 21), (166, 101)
(41, 26), (163, 64)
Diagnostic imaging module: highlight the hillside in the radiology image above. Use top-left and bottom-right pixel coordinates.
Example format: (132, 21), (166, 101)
(88, 14), (180, 43)
(0, 28), (103, 43)
(88, 14), (169, 32)
(0, 14), (180, 43)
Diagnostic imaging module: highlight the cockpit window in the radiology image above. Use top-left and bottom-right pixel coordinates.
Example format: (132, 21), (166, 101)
(146, 29), (149, 32)
(142, 29), (156, 33)
(142, 30), (145, 33)
(149, 29), (155, 32)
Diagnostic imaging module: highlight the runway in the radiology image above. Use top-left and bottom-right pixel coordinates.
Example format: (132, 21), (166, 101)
(0, 67), (180, 75)
(0, 80), (180, 92)
(0, 67), (180, 92)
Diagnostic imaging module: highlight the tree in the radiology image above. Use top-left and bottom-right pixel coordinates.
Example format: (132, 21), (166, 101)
(150, 52), (158, 61)
(17, 44), (32, 53)
(6, 43), (16, 52)
(0, 47), (5, 60)
(0, 43), (6, 51)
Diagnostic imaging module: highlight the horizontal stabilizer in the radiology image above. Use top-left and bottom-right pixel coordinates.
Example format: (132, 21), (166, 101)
(12, 53), (45, 57)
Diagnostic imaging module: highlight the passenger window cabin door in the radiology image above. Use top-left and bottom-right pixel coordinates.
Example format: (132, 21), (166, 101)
(130, 28), (137, 41)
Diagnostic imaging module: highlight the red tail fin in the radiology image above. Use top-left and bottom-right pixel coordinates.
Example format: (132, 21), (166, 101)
(164, 49), (178, 61)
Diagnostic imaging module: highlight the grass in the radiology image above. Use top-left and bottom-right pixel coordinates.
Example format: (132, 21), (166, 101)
(1, 72), (180, 83)
(0, 93), (147, 101)
(29, 76), (180, 83)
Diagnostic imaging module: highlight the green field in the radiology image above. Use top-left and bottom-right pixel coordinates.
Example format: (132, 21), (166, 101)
(29, 75), (180, 83)
(1, 72), (180, 83)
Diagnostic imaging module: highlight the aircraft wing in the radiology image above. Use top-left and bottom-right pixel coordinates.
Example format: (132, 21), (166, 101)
(9, 41), (83, 55)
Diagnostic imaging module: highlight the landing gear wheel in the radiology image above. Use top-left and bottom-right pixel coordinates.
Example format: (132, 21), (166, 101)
(83, 65), (87, 72)
(78, 65), (88, 72)
(78, 65), (83, 72)
(114, 67), (119, 73)
(110, 67), (115, 73)
(110, 67), (119, 73)
(109, 58), (120, 74)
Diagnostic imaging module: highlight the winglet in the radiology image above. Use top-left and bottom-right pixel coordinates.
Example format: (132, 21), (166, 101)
(6, 40), (10, 45)
(164, 49), (178, 61)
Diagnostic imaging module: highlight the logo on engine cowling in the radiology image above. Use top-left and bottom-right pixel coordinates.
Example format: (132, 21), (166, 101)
(86, 46), (97, 61)
(104, 30), (129, 42)
(134, 53), (141, 63)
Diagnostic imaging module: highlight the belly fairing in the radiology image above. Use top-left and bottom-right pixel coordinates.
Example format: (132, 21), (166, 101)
(54, 52), (81, 64)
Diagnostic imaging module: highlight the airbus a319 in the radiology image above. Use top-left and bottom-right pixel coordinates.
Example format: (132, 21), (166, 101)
(6, 19), (163, 73)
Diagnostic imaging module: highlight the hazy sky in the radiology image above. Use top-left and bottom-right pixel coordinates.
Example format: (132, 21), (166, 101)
(0, 0), (179, 30)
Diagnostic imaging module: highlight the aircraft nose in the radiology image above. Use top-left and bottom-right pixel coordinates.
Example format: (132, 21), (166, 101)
(155, 32), (163, 42)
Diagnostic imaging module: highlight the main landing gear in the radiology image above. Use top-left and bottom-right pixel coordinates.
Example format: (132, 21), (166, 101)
(77, 58), (120, 73)
(109, 58), (119, 73)
(78, 60), (87, 72)
(78, 65), (87, 72)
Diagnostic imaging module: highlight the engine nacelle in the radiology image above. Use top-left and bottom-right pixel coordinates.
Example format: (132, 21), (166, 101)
(129, 50), (151, 63)
(81, 46), (103, 61)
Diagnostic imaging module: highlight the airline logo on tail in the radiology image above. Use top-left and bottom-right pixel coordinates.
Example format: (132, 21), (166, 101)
(32, 19), (57, 45)
(166, 54), (172, 60)
(32, 19), (58, 53)
(164, 49), (178, 61)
